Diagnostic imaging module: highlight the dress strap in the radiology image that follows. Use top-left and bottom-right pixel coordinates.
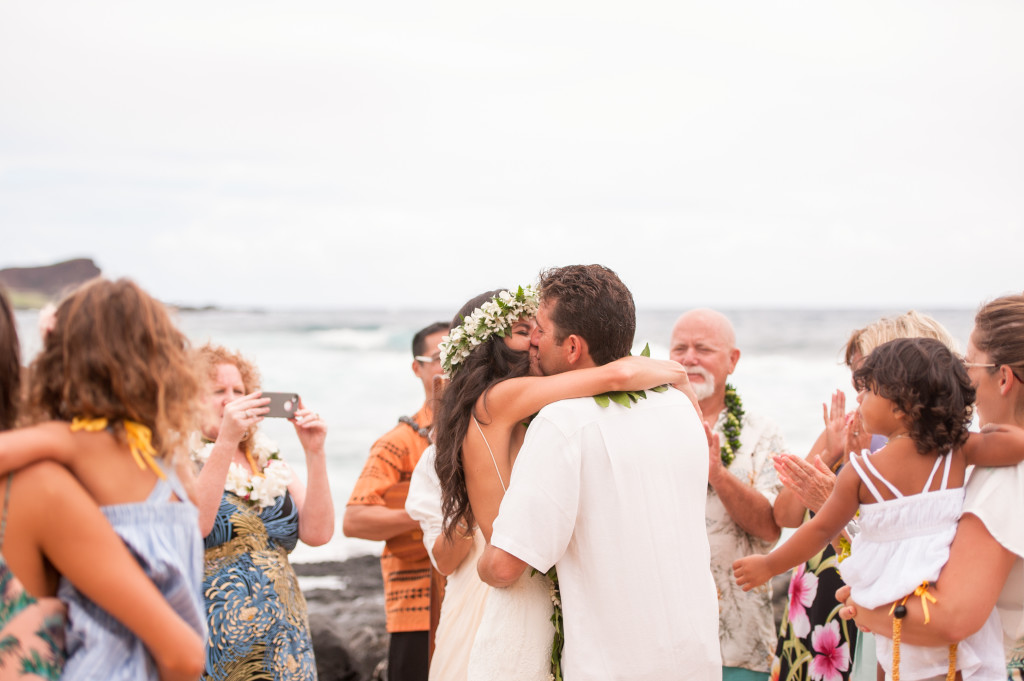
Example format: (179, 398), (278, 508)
(146, 460), (191, 503)
(472, 416), (506, 492)
(0, 474), (11, 549)
(859, 451), (904, 499)
(849, 453), (896, 502)
(938, 451), (953, 491)
(921, 454), (946, 493)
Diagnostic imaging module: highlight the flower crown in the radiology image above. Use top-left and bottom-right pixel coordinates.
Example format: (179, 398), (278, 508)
(439, 285), (540, 378)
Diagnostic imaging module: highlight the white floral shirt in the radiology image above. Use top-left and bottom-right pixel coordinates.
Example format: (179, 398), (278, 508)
(706, 410), (786, 672)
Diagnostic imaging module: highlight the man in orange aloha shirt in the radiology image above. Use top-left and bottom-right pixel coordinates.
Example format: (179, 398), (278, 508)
(343, 321), (448, 681)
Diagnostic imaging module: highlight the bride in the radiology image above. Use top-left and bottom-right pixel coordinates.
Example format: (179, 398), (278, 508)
(433, 286), (691, 680)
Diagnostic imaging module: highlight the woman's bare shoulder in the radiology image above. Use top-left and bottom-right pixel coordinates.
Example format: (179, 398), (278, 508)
(11, 461), (92, 508)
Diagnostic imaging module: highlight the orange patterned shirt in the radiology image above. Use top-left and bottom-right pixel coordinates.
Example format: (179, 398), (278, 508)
(347, 406), (432, 633)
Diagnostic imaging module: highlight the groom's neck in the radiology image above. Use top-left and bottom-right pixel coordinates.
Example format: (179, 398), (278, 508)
(567, 353), (598, 371)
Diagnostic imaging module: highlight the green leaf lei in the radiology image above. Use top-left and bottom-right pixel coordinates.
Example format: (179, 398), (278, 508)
(591, 343), (669, 408)
(531, 566), (564, 681)
(719, 383), (744, 467)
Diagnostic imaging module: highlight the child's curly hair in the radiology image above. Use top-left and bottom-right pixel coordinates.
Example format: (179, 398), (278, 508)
(26, 278), (200, 460)
(853, 337), (975, 455)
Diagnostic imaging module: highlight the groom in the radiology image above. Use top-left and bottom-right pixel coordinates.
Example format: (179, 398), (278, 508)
(478, 264), (722, 680)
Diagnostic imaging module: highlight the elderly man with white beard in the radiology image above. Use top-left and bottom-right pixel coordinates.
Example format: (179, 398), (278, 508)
(670, 308), (786, 681)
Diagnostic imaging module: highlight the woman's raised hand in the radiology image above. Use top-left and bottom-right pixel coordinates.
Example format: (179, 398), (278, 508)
(846, 411), (871, 455)
(291, 400), (327, 457)
(822, 390), (847, 465)
(220, 392), (269, 445)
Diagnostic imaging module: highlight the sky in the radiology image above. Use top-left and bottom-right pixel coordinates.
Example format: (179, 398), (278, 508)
(1, 0), (1022, 310)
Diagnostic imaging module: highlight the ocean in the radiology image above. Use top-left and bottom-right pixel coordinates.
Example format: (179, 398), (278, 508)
(12, 305), (976, 563)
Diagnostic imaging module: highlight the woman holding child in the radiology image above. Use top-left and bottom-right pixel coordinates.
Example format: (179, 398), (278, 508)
(841, 294), (1024, 679)
(771, 311), (958, 681)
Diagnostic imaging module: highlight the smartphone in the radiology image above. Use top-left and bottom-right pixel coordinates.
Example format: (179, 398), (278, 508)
(263, 392), (300, 418)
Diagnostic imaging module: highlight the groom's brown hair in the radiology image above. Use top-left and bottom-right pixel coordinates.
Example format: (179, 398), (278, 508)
(537, 264), (635, 366)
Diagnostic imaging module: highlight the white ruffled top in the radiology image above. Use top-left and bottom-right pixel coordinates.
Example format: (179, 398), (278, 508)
(839, 450), (963, 609)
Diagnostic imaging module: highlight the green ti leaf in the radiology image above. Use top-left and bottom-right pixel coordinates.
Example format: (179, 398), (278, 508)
(609, 391), (633, 408)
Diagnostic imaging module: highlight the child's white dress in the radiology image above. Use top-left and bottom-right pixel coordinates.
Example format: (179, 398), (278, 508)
(840, 452), (1004, 681)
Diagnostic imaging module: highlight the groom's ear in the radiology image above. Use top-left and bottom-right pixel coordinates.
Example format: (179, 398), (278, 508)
(564, 334), (589, 366)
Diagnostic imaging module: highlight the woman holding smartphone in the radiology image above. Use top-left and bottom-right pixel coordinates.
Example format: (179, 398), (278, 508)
(192, 343), (334, 681)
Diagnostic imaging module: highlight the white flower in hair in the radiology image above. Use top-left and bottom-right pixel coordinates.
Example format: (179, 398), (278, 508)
(439, 285), (540, 379)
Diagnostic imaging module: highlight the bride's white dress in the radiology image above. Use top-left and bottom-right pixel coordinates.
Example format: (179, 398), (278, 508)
(466, 569), (554, 681)
(466, 417), (555, 681)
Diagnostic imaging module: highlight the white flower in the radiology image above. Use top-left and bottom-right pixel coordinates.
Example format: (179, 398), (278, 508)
(224, 464), (251, 497)
(248, 459), (292, 508)
(191, 440), (214, 465)
(439, 285), (540, 379)
(191, 434), (289, 508)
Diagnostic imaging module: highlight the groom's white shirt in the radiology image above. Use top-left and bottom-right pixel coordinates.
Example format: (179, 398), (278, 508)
(490, 388), (722, 681)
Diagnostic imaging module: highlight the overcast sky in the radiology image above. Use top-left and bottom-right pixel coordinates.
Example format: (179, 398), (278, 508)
(1, 1), (1021, 310)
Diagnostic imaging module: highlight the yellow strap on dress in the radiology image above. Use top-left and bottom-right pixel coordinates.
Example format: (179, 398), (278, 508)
(70, 417), (166, 480)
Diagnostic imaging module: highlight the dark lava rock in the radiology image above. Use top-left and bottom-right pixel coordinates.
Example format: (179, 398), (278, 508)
(297, 555), (388, 681)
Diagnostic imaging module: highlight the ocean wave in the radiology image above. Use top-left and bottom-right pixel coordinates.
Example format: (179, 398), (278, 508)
(307, 327), (400, 351)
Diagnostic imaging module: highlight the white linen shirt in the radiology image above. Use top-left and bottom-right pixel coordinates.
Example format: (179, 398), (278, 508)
(706, 410), (785, 672)
(490, 389), (722, 681)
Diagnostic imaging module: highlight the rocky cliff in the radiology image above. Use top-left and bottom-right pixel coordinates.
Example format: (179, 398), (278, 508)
(0, 258), (101, 306)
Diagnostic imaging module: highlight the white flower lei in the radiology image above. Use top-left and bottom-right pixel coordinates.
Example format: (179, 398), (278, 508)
(191, 431), (292, 509)
(438, 285), (540, 378)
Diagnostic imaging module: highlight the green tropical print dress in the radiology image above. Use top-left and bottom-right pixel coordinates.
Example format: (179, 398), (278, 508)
(0, 472), (66, 681)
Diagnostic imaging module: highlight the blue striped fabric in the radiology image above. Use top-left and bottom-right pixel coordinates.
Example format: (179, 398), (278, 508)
(57, 468), (206, 680)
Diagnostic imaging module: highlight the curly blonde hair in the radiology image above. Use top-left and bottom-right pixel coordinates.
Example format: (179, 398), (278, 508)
(194, 343), (262, 449)
(26, 278), (200, 461)
(195, 344), (261, 394)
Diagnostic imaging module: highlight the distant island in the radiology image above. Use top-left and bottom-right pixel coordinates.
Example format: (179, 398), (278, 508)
(0, 258), (102, 308)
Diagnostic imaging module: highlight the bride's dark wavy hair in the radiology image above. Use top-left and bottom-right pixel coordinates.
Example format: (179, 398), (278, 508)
(434, 289), (532, 538)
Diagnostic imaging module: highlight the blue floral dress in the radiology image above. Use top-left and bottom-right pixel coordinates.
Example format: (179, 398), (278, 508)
(202, 490), (316, 680)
